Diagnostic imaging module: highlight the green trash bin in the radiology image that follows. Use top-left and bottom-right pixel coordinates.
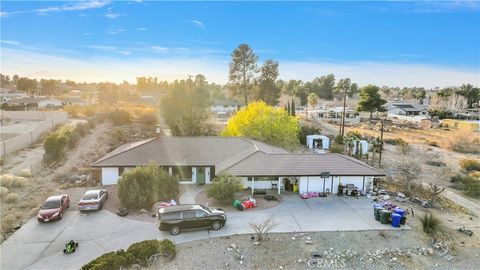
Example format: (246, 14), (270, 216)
(233, 199), (241, 208)
(375, 207), (384, 221)
(379, 210), (391, 224)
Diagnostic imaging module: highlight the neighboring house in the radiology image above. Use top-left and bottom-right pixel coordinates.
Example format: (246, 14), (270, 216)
(211, 100), (243, 115)
(306, 135), (330, 151)
(0, 88), (26, 103)
(387, 102), (429, 116)
(6, 97), (63, 109)
(61, 97), (89, 106)
(92, 137), (384, 195)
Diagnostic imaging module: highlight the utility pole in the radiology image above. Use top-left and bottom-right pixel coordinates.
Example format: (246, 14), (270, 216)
(378, 118), (384, 165)
(340, 84), (347, 136)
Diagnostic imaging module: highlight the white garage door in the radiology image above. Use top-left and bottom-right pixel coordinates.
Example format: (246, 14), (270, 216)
(101, 167), (119, 185)
(299, 176), (331, 193)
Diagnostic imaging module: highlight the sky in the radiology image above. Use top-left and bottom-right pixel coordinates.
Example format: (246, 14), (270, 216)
(1, 0), (479, 88)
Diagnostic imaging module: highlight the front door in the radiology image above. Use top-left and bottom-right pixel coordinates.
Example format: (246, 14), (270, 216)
(197, 167), (206, 185)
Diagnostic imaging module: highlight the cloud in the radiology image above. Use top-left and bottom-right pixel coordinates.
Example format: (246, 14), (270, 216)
(188, 19), (205, 29)
(136, 27), (148, 31)
(151, 46), (169, 52)
(0, 40), (21, 46)
(106, 28), (126, 35)
(2, 0), (111, 16)
(83, 32), (94, 36)
(104, 10), (120, 19)
(368, 1), (480, 14)
(1, 47), (478, 88)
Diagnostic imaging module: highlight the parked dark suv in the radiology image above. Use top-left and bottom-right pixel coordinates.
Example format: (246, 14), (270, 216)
(158, 204), (227, 235)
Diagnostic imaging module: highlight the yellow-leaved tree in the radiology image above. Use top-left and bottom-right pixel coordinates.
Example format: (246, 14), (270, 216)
(221, 101), (299, 151)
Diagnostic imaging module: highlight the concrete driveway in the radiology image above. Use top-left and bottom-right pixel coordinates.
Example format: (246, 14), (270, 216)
(0, 195), (408, 270)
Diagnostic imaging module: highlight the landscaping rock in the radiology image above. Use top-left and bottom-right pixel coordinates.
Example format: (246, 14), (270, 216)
(230, 243), (237, 249)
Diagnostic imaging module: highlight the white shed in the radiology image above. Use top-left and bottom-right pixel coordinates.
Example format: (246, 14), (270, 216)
(306, 135), (330, 150)
(352, 140), (369, 155)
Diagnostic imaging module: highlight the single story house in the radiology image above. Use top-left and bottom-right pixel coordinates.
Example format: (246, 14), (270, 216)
(61, 97), (89, 106)
(92, 137), (384, 195)
(387, 102), (428, 116)
(5, 97), (63, 109)
(211, 100), (243, 115)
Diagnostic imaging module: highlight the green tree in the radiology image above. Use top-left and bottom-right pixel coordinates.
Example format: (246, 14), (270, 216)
(356, 85), (387, 120)
(306, 92), (319, 118)
(456, 83), (480, 109)
(160, 80), (211, 136)
(255, 59), (281, 105)
(309, 74), (336, 100)
(98, 83), (120, 105)
(40, 79), (61, 96)
(228, 44), (258, 105)
(221, 101), (299, 150)
(291, 98), (296, 116)
(16, 77), (37, 94)
(0, 74), (11, 86)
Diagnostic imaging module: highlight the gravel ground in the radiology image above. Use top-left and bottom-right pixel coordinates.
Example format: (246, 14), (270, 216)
(152, 230), (479, 270)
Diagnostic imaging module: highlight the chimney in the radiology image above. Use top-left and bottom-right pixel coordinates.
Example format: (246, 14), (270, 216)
(155, 125), (161, 138)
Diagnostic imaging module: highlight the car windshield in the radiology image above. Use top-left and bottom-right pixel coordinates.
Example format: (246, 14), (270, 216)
(82, 193), (98, 200)
(41, 200), (60, 209)
(201, 205), (212, 214)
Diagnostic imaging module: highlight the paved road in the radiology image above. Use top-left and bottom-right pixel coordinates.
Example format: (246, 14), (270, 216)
(443, 190), (480, 217)
(0, 196), (408, 270)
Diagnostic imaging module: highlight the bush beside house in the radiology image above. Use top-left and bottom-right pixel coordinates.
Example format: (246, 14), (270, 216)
(117, 163), (179, 209)
(206, 174), (243, 204)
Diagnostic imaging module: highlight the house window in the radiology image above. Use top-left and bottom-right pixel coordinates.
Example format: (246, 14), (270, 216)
(173, 166), (192, 181)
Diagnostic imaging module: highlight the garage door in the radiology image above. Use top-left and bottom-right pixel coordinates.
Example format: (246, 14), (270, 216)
(101, 167), (119, 185)
(299, 177), (331, 193)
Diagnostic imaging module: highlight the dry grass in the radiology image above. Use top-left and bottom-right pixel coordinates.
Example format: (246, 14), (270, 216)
(1, 214), (17, 238)
(0, 187), (8, 198)
(4, 193), (19, 203)
(0, 174), (28, 188)
(448, 131), (480, 154)
(16, 168), (32, 178)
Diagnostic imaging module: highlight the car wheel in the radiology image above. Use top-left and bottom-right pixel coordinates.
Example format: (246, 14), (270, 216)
(99, 202), (104, 210)
(211, 221), (222, 230)
(170, 226), (180, 235)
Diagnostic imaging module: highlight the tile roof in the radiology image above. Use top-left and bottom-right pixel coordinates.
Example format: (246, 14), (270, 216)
(91, 137), (287, 169)
(223, 152), (384, 176)
(92, 137), (384, 177)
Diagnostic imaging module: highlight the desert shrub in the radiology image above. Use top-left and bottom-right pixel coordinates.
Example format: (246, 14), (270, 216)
(334, 135), (344, 145)
(469, 171), (480, 179)
(63, 104), (82, 117)
(450, 173), (480, 198)
(346, 130), (362, 139)
(137, 112), (158, 126)
(426, 140), (439, 147)
(16, 168), (32, 178)
(127, 239), (176, 266)
(207, 174), (243, 204)
(0, 187), (8, 198)
(395, 140), (411, 154)
(459, 158), (480, 172)
(108, 109), (131, 125)
(420, 213), (444, 237)
(448, 131), (480, 154)
(44, 124), (91, 163)
(249, 215), (278, 242)
(5, 193), (19, 203)
(1, 214), (16, 238)
(118, 164), (179, 209)
(81, 250), (135, 270)
(426, 160), (446, 167)
(298, 124), (321, 145)
(384, 138), (406, 145)
(82, 240), (175, 270)
(328, 143), (344, 154)
(0, 174), (27, 188)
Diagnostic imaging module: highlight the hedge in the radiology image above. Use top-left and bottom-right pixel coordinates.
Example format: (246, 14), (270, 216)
(82, 239), (176, 270)
(43, 123), (91, 163)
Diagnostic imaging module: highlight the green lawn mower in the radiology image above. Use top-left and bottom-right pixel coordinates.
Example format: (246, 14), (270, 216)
(63, 240), (79, 254)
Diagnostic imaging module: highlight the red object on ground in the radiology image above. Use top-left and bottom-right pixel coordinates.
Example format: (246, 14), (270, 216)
(241, 200), (255, 209)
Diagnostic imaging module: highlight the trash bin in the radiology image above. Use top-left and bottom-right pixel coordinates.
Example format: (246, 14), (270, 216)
(400, 216), (407, 225)
(391, 213), (402, 227)
(380, 210), (391, 224)
(393, 207), (405, 217)
(373, 204), (381, 216)
(375, 207), (384, 221)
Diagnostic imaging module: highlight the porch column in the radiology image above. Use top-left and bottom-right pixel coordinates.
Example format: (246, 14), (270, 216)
(192, 167), (197, 184)
(251, 177), (255, 196)
(205, 167), (211, 184)
(168, 167), (173, 176)
(278, 177), (281, 195)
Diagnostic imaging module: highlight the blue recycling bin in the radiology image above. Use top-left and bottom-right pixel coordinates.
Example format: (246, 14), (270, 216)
(391, 213), (402, 227)
(393, 207), (405, 217)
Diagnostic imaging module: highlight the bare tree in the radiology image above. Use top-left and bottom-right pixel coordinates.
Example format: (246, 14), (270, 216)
(428, 182), (445, 204)
(394, 155), (422, 193)
(249, 215), (278, 242)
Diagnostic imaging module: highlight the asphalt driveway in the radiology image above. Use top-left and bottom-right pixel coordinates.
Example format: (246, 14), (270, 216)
(0, 195), (408, 270)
